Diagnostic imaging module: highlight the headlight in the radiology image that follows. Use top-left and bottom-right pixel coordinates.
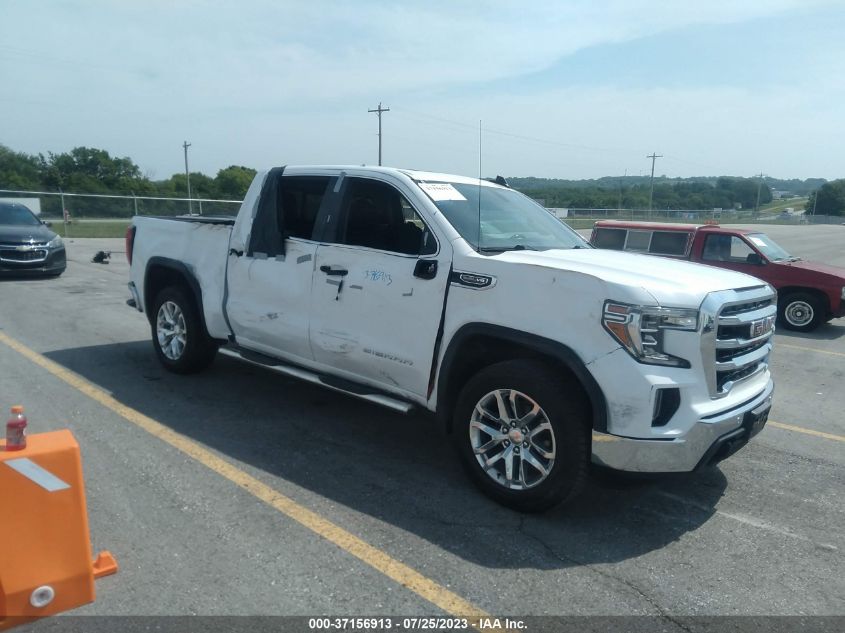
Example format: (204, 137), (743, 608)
(46, 235), (63, 249)
(841, 286), (845, 301)
(602, 301), (697, 368)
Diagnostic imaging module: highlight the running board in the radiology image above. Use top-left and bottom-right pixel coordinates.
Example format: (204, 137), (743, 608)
(218, 347), (415, 414)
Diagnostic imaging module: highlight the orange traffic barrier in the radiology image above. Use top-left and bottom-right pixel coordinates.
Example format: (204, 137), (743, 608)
(0, 429), (117, 629)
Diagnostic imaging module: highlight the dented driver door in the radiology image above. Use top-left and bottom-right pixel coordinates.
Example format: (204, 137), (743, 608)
(226, 174), (334, 363)
(308, 176), (450, 398)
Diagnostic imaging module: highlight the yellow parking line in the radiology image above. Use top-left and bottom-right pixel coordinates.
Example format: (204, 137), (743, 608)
(768, 420), (845, 443)
(0, 331), (489, 622)
(776, 342), (845, 359)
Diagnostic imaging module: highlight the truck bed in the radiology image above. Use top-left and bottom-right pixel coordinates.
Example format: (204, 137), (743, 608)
(129, 215), (233, 339)
(147, 215), (236, 226)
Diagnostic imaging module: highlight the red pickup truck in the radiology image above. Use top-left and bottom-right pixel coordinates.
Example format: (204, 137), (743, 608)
(589, 220), (845, 332)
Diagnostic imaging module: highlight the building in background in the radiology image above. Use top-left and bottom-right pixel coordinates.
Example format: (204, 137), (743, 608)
(0, 197), (41, 216)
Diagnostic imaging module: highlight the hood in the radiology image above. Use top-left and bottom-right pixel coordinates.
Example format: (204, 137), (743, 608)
(779, 259), (845, 281)
(491, 248), (769, 306)
(0, 223), (57, 244)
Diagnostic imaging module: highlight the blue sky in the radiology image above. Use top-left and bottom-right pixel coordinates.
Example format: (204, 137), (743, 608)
(2, 1), (843, 181)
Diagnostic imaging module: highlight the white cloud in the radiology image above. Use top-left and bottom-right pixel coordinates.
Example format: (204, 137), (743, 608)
(0, 0), (841, 178)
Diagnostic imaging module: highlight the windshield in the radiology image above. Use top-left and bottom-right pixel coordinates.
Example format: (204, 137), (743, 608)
(0, 203), (41, 227)
(746, 233), (792, 261)
(417, 181), (590, 252)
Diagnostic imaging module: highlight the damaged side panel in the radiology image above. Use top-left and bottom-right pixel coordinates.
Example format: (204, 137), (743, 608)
(225, 238), (319, 361)
(309, 243), (450, 399)
(129, 217), (233, 340)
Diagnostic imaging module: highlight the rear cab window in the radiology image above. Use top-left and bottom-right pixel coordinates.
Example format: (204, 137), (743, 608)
(592, 228), (626, 250)
(649, 231), (689, 256)
(624, 230), (651, 252)
(593, 226), (690, 257)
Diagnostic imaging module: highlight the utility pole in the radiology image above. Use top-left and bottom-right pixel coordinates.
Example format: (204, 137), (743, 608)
(368, 102), (390, 166)
(646, 152), (662, 217)
(618, 169), (627, 213)
(754, 172), (764, 217)
(183, 141), (192, 214)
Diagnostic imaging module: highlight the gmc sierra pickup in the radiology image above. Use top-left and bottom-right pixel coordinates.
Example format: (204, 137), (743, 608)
(126, 166), (776, 511)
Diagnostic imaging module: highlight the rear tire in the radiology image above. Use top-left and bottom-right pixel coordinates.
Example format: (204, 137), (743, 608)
(778, 292), (824, 332)
(151, 286), (217, 374)
(452, 359), (590, 512)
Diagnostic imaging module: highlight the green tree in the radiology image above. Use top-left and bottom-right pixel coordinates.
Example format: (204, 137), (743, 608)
(40, 146), (150, 194)
(0, 144), (41, 190)
(159, 172), (217, 198)
(215, 165), (256, 199)
(32, 147), (154, 216)
(806, 180), (845, 216)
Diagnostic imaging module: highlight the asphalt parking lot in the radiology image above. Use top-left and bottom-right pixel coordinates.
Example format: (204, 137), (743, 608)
(0, 224), (843, 627)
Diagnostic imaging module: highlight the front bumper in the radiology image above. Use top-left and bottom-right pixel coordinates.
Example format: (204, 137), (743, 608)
(591, 378), (773, 472)
(0, 247), (66, 276)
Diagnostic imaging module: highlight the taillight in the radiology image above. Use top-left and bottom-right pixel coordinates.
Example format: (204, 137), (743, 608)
(125, 225), (136, 265)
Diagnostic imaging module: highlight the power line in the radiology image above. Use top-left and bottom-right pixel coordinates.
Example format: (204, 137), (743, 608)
(393, 107), (747, 178)
(368, 102), (390, 166)
(393, 106), (636, 155)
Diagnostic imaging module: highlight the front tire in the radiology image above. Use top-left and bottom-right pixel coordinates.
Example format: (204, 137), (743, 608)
(778, 292), (824, 332)
(452, 360), (590, 512)
(151, 286), (217, 374)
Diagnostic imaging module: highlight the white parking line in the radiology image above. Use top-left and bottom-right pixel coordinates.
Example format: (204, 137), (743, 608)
(656, 491), (838, 550)
(776, 342), (845, 359)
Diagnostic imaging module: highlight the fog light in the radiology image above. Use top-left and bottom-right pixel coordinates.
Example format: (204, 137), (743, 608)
(652, 388), (681, 427)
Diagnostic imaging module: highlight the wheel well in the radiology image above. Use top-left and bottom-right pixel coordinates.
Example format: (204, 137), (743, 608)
(778, 286), (830, 314)
(144, 262), (207, 335)
(437, 332), (602, 434)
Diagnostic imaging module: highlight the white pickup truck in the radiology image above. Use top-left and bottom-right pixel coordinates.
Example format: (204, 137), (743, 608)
(126, 166), (776, 511)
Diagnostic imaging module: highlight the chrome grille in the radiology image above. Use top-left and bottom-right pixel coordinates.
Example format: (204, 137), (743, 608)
(719, 299), (772, 317)
(0, 246), (49, 263)
(700, 287), (777, 398)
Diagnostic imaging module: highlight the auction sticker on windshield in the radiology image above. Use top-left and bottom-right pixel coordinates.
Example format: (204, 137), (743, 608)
(419, 182), (467, 201)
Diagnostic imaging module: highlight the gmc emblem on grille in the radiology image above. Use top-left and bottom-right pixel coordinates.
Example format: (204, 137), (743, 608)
(750, 316), (775, 338)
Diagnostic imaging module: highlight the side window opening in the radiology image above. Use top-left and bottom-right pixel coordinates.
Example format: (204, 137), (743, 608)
(592, 228), (626, 250)
(625, 230), (652, 252)
(649, 231), (689, 256)
(702, 234), (754, 262)
(340, 179), (436, 255)
(280, 176), (331, 240)
(729, 237), (755, 262)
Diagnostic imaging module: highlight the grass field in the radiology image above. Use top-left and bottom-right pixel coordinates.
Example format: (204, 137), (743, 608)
(759, 197), (808, 215)
(47, 219), (133, 238)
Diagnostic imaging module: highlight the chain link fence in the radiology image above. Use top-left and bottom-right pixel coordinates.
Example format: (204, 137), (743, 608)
(0, 189), (242, 220)
(556, 208), (842, 229)
(2, 190), (841, 232)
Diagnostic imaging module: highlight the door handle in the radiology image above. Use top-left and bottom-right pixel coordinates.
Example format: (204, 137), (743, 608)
(229, 248), (243, 257)
(320, 265), (348, 276)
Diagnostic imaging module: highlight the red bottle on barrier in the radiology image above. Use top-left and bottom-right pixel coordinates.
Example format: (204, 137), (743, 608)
(5, 405), (27, 451)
